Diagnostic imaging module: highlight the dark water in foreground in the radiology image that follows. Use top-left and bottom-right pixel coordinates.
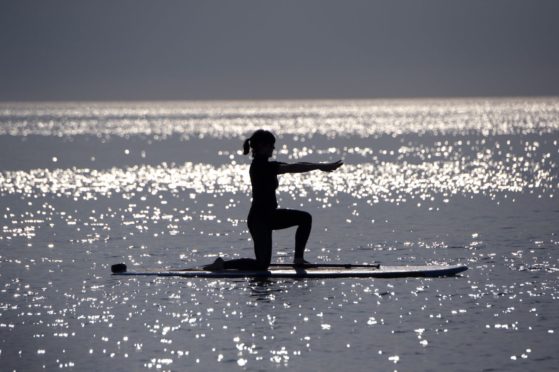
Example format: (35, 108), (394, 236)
(0, 99), (558, 371)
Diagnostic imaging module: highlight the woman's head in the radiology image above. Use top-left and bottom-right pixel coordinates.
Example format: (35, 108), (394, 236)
(243, 130), (276, 157)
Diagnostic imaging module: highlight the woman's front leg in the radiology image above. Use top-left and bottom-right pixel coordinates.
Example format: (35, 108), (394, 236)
(272, 209), (312, 261)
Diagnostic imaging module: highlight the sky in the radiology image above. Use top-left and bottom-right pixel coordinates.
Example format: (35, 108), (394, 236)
(1, 0), (559, 101)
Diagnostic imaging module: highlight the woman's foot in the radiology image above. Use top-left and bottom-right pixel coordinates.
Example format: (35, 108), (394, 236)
(203, 257), (225, 271)
(293, 257), (312, 267)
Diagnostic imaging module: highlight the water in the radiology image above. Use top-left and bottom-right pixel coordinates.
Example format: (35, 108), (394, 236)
(0, 98), (558, 371)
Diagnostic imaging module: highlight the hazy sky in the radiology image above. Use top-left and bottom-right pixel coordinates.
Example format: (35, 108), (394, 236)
(1, 0), (558, 101)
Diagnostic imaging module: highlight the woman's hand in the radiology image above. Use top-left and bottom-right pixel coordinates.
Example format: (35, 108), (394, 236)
(320, 160), (343, 172)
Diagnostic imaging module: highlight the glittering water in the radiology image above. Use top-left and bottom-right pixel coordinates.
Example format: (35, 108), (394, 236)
(0, 99), (558, 371)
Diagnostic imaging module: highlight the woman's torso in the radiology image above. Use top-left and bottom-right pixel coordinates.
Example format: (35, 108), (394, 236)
(248, 157), (281, 218)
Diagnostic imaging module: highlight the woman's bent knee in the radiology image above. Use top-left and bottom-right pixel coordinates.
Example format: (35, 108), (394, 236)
(302, 211), (312, 226)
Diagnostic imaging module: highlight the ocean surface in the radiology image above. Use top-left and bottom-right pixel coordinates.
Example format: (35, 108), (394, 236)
(0, 98), (558, 371)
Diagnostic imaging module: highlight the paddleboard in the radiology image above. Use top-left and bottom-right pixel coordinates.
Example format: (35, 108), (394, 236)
(111, 263), (467, 279)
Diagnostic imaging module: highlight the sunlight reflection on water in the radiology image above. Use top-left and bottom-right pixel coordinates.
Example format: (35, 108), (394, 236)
(0, 99), (558, 371)
(1, 98), (558, 138)
(0, 150), (555, 204)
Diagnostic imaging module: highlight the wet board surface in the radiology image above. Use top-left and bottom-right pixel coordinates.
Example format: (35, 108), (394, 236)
(111, 263), (468, 278)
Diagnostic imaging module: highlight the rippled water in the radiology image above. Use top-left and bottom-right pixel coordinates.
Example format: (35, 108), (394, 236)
(1, 99), (558, 371)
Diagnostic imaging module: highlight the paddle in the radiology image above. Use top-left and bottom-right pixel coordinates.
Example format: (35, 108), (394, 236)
(269, 263), (380, 269)
(168, 262), (381, 271)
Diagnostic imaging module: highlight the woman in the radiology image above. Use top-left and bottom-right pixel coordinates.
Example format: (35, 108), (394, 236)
(204, 129), (343, 271)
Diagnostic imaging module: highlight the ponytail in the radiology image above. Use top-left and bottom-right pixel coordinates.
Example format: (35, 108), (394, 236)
(243, 138), (251, 155)
(242, 129), (276, 157)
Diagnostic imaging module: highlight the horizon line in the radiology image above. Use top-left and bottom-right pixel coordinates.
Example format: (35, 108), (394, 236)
(1, 95), (559, 105)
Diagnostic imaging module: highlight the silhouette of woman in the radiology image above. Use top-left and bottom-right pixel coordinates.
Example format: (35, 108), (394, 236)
(204, 129), (343, 270)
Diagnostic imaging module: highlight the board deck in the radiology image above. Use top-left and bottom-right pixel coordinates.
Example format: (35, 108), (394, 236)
(111, 263), (467, 279)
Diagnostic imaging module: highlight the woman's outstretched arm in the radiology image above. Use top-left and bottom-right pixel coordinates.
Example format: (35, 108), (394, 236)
(278, 160), (343, 174)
